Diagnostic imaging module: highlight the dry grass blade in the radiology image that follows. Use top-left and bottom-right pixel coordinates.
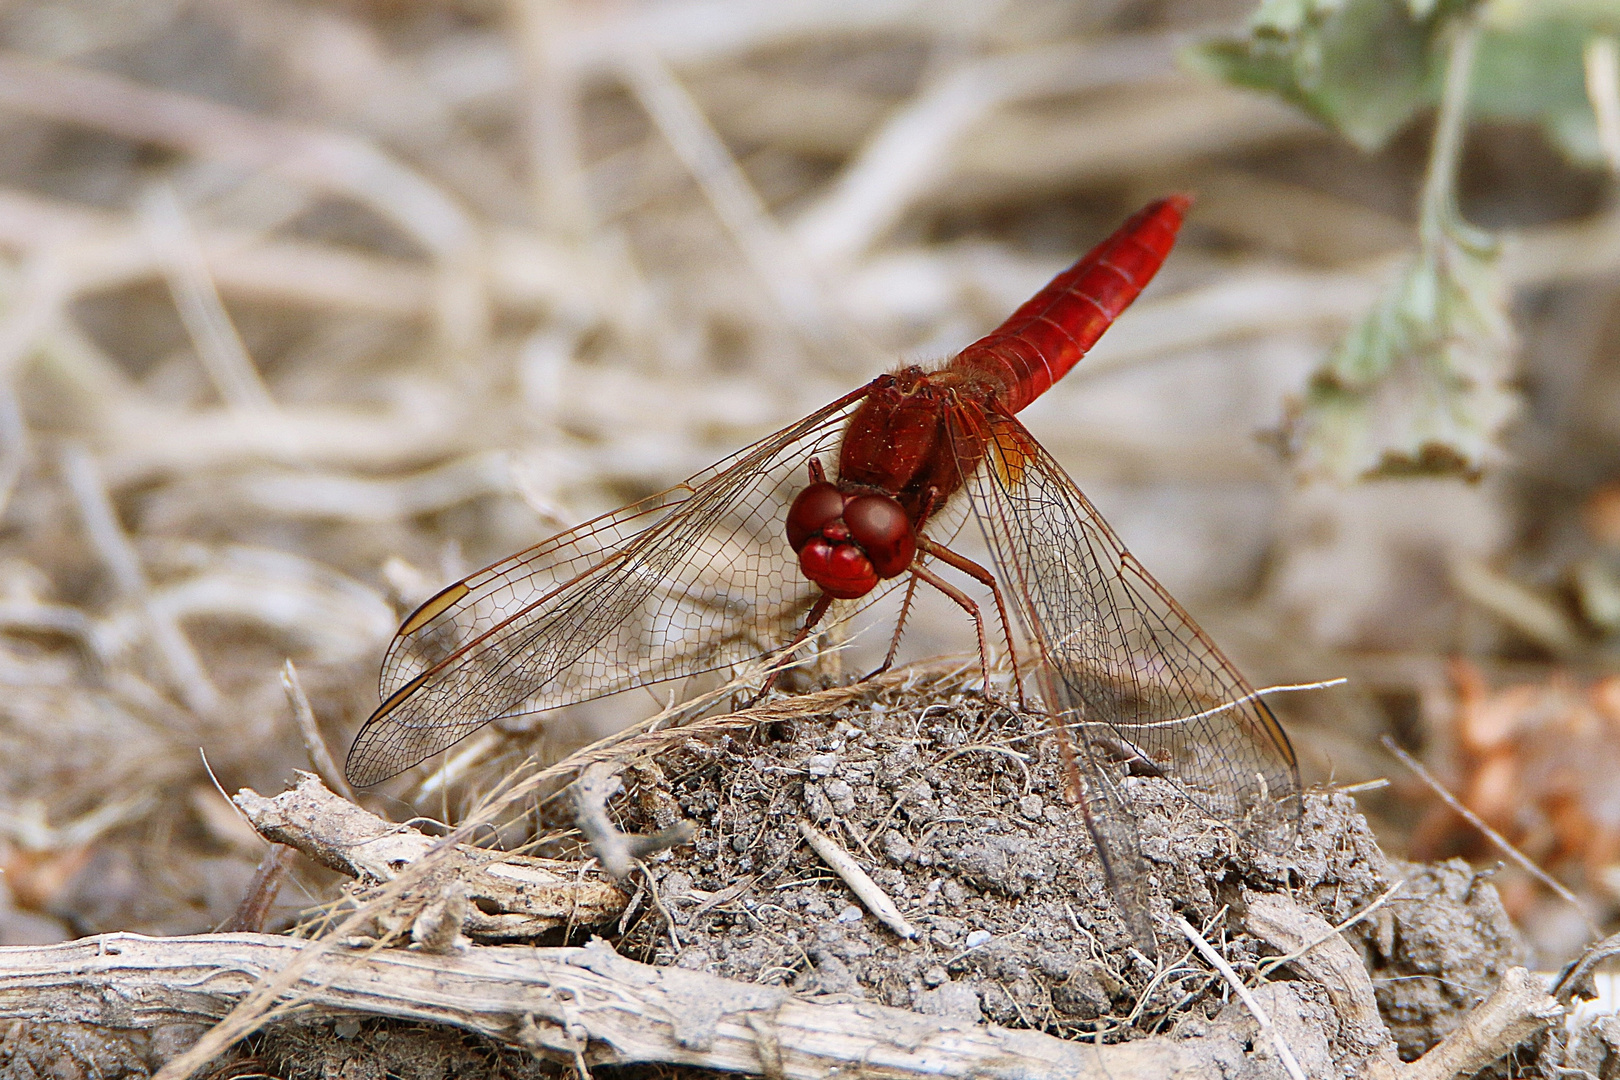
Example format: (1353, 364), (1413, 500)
(0, 50), (488, 349)
(792, 34), (1180, 267)
(58, 443), (222, 719)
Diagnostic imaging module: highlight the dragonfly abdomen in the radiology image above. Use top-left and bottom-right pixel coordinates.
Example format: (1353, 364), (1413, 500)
(952, 195), (1189, 414)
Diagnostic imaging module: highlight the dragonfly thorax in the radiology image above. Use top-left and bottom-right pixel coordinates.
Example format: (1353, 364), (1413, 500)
(786, 481), (915, 599)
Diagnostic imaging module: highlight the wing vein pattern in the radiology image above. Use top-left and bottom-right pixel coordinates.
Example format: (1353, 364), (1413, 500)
(959, 410), (1301, 836)
(348, 391), (878, 785)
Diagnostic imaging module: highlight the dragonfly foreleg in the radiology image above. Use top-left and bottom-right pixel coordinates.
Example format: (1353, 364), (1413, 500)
(748, 592), (834, 706)
(861, 573), (919, 683)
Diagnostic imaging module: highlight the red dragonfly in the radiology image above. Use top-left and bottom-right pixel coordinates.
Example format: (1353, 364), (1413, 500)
(346, 196), (1300, 954)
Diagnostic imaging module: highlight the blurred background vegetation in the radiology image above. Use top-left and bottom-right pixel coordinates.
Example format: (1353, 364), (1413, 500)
(0, 0), (1614, 975)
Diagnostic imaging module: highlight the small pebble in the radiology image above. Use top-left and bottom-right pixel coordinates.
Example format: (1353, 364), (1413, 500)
(964, 929), (992, 949)
(806, 753), (839, 778)
(1018, 794), (1044, 820)
(333, 1017), (361, 1040)
(823, 777), (857, 814)
(922, 964), (948, 987)
(836, 904), (863, 923)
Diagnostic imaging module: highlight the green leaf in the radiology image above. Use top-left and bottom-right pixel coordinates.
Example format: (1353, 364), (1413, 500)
(1473, 18), (1613, 166)
(1189, 0), (1616, 164)
(1186, 0), (1458, 151)
(1289, 222), (1518, 481)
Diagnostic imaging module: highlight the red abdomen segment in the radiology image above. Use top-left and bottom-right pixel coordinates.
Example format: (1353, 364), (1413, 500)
(952, 195), (1190, 414)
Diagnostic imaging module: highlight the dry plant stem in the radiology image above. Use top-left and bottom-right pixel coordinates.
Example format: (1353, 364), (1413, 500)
(145, 836), (472, 1079)
(0, 241), (81, 383)
(1242, 892), (1400, 1067)
(0, 933), (1269, 1079)
(58, 442), (223, 719)
(0, 381), (27, 520)
(140, 183), (276, 414)
(231, 773), (624, 941)
(790, 33), (1177, 267)
(622, 821), (699, 861)
(0, 185), (432, 317)
(0, 50), (487, 351)
(1398, 968), (1561, 1080)
(796, 820), (920, 940)
(281, 660), (356, 803)
(572, 761), (634, 879)
(1550, 930), (1620, 1004)
(1448, 557), (1584, 657)
(560, 0), (945, 80)
(1254, 879), (1403, 980)
(1174, 914), (1308, 1080)
(617, 47), (844, 351)
(218, 844), (297, 934)
(511, 0), (593, 238)
(1379, 735), (1598, 934)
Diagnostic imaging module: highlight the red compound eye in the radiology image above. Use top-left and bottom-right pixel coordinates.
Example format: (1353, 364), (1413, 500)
(843, 495), (915, 579)
(786, 481), (846, 553)
(799, 539), (877, 599)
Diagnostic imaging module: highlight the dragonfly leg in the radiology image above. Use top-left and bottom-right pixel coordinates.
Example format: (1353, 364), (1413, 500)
(914, 536), (1027, 710)
(861, 573), (919, 682)
(749, 592), (834, 705)
(907, 560), (1011, 708)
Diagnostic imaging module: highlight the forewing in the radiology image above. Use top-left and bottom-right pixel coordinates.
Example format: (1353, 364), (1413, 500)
(962, 412), (1301, 841)
(347, 389), (874, 786)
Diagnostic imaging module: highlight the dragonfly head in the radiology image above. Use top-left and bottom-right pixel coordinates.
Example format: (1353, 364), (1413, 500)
(787, 481), (915, 600)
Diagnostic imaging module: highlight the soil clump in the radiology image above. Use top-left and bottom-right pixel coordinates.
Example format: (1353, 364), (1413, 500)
(599, 677), (1525, 1061)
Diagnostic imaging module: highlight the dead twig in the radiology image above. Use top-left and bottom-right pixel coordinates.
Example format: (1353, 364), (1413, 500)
(1243, 891), (1400, 1063)
(232, 772), (625, 942)
(1399, 967), (1562, 1080)
(217, 844), (297, 935)
(0, 50), (487, 351)
(0, 932), (1274, 1079)
(573, 760), (671, 880)
(281, 660), (355, 803)
(797, 819), (919, 940)
(59, 442), (222, 719)
(1380, 734), (1598, 936)
(1550, 931), (1620, 1005)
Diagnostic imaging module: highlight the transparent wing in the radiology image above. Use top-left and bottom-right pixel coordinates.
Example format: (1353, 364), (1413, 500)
(959, 409), (1301, 949)
(347, 386), (882, 786)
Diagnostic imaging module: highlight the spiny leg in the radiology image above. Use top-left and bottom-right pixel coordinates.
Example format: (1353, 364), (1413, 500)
(749, 592), (834, 706)
(906, 561), (1003, 706)
(914, 535), (1027, 710)
(862, 573), (919, 682)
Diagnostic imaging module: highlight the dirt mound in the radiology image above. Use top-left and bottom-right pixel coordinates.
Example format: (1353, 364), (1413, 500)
(597, 677), (1525, 1061)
